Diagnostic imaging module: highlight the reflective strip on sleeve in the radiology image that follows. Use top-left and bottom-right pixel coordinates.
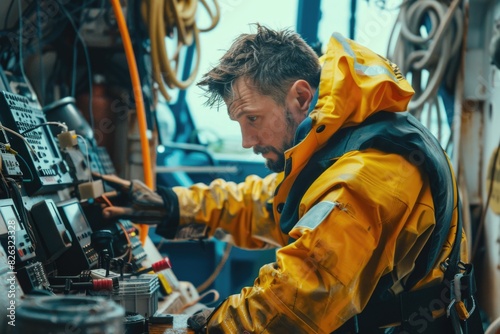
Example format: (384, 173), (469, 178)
(293, 201), (337, 230)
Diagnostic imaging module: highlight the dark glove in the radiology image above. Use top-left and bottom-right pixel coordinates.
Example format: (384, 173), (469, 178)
(95, 173), (167, 225)
(187, 307), (214, 333)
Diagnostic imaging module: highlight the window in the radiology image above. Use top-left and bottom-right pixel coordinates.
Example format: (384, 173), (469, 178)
(184, 1), (402, 155)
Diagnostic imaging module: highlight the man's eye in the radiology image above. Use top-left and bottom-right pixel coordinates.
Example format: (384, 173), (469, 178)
(247, 116), (257, 122)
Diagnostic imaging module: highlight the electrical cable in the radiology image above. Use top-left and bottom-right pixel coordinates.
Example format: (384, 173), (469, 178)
(110, 0), (153, 245)
(387, 0), (464, 138)
(36, 0), (45, 105)
(1, 0), (88, 64)
(71, 37), (79, 98)
(178, 288), (220, 313)
(0, 122), (10, 145)
(0, 172), (11, 196)
(0, 123), (37, 182)
(196, 242), (232, 293)
(20, 121), (69, 135)
(0, 124), (37, 156)
(17, 0), (28, 82)
(100, 193), (133, 262)
(45, 55), (62, 103)
(68, 0), (105, 99)
(115, 220), (133, 263)
(3, 0), (15, 30)
(140, 0), (220, 101)
(55, 0), (95, 133)
(1, 141), (34, 182)
(14, 153), (34, 182)
(5, 177), (37, 249)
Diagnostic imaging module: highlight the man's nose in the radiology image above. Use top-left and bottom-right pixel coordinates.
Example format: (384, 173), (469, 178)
(241, 128), (259, 149)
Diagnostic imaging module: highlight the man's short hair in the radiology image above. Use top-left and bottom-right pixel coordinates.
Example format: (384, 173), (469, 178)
(197, 24), (321, 108)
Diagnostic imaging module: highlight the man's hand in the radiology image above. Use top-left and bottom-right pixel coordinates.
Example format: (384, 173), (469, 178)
(94, 173), (167, 225)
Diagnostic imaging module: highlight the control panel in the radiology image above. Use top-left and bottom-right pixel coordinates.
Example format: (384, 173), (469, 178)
(0, 91), (73, 195)
(115, 220), (147, 267)
(15, 261), (50, 293)
(3, 70), (42, 110)
(29, 199), (72, 262)
(0, 199), (36, 264)
(0, 64), (191, 332)
(55, 199), (98, 275)
(0, 199), (50, 294)
(0, 148), (23, 180)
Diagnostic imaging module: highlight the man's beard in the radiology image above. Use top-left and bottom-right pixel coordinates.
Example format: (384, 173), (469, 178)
(254, 145), (286, 172)
(254, 108), (299, 173)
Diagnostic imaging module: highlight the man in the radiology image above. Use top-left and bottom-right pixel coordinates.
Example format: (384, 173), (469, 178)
(100, 25), (481, 333)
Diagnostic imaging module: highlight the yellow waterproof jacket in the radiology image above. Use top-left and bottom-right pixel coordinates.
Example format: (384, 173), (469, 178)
(168, 33), (465, 333)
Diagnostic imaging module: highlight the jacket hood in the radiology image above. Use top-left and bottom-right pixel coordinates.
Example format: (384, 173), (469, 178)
(275, 33), (415, 217)
(285, 33), (415, 172)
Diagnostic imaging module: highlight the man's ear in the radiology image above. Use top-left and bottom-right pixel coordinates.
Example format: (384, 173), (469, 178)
(288, 80), (315, 114)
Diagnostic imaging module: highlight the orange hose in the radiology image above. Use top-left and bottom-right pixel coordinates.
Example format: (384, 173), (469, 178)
(110, 0), (151, 244)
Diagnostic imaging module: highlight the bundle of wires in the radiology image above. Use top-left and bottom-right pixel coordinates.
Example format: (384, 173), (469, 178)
(387, 0), (465, 142)
(141, 0), (220, 101)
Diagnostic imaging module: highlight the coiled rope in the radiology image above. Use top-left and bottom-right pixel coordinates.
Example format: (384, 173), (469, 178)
(141, 0), (220, 101)
(387, 0), (465, 142)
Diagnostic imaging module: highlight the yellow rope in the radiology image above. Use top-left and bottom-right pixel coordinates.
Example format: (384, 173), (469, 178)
(142, 0), (220, 101)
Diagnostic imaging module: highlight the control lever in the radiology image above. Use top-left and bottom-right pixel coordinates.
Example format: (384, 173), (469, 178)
(133, 257), (172, 276)
(51, 277), (117, 294)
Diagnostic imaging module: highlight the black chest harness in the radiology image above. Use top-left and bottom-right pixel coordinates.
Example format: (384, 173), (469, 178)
(278, 112), (483, 333)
